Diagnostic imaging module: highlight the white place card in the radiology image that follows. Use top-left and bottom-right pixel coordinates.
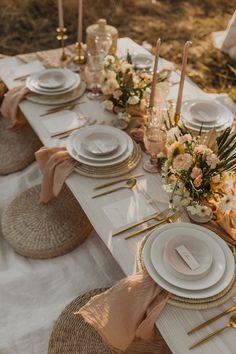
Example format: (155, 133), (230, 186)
(102, 193), (157, 230)
(176, 245), (200, 270)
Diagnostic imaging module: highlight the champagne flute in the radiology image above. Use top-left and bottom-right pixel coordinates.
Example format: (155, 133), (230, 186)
(85, 51), (104, 100)
(143, 127), (166, 173)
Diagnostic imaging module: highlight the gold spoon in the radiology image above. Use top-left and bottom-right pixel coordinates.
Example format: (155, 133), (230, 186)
(190, 313), (236, 350)
(92, 178), (137, 199)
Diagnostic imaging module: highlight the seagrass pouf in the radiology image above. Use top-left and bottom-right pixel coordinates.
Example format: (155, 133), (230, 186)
(1, 184), (92, 258)
(48, 288), (171, 354)
(0, 116), (42, 175)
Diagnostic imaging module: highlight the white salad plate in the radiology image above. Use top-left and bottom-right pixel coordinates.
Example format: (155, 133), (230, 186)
(38, 69), (66, 89)
(150, 228), (225, 290)
(67, 126), (133, 167)
(83, 132), (119, 156)
(143, 223), (235, 299)
(78, 135), (128, 162)
(26, 69), (80, 95)
(164, 234), (213, 280)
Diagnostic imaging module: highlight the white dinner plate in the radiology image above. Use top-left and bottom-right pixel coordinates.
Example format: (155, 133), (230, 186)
(150, 227), (225, 290)
(26, 69), (80, 95)
(143, 223), (235, 299)
(26, 81), (86, 106)
(67, 126), (133, 167)
(182, 99), (234, 130)
(74, 127), (128, 162)
(38, 69), (66, 89)
(83, 133), (119, 156)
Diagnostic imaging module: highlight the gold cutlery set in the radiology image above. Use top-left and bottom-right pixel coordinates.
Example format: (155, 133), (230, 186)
(188, 304), (236, 349)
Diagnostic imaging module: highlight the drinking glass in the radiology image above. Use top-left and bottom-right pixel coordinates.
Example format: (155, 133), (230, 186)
(85, 52), (104, 100)
(143, 127), (166, 173)
(95, 33), (112, 57)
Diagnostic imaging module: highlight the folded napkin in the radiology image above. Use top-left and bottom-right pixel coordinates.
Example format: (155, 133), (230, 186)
(79, 270), (170, 351)
(1, 85), (29, 128)
(204, 211), (236, 245)
(35, 147), (76, 203)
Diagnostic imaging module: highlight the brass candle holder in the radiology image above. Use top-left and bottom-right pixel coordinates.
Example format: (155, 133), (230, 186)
(174, 112), (180, 126)
(73, 42), (87, 65)
(56, 27), (68, 61)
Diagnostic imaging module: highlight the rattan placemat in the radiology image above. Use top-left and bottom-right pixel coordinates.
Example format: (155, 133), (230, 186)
(0, 117), (42, 175)
(1, 184), (92, 259)
(137, 235), (236, 310)
(74, 141), (142, 178)
(48, 288), (171, 354)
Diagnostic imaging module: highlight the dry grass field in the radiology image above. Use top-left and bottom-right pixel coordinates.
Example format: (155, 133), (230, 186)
(0, 0), (235, 100)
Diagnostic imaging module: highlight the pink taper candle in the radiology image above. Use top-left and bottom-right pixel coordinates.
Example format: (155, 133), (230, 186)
(149, 38), (161, 107)
(175, 41), (192, 115)
(57, 0), (64, 29)
(77, 0), (83, 43)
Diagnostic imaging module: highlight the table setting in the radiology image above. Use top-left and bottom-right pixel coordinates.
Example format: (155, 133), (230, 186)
(1, 2), (236, 353)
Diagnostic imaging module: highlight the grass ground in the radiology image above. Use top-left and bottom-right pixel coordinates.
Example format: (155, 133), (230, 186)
(0, 0), (235, 100)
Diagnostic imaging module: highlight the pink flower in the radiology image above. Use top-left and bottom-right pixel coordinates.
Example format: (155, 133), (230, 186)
(113, 89), (123, 99)
(179, 134), (192, 144)
(191, 167), (202, 179)
(193, 175), (202, 188)
(173, 153), (192, 170)
(206, 153), (219, 169)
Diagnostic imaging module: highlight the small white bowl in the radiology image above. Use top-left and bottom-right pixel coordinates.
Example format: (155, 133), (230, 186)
(164, 235), (213, 281)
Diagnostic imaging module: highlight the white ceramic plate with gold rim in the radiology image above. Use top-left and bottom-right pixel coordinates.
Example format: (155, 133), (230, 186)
(143, 223), (235, 299)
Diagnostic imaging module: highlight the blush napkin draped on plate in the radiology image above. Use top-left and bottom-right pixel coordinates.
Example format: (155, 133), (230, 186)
(1, 85), (30, 128)
(35, 147), (76, 203)
(78, 270), (170, 352)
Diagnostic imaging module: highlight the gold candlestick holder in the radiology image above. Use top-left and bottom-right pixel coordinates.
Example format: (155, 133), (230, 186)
(174, 112), (180, 126)
(56, 27), (68, 61)
(73, 42), (87, 65)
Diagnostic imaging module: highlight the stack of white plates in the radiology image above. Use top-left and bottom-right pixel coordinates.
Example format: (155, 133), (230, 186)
(26, 68), (85, 105)
(181, 99), (234, 132)
(67, 125), (134, 167)
(143, 223), (235, 299)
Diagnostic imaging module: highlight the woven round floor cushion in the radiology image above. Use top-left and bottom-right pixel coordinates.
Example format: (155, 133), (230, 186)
(48, 288), (171, 354)
(1, 184), (92, 258)
(0, 117), (42, 175)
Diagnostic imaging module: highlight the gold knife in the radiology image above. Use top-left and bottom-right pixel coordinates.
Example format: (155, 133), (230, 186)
(94, 174), (144, 190)
(188, 304), (236, 335)
(112, 207), (170, 236)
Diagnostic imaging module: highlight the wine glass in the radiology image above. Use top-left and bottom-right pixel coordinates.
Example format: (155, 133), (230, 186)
(95, 33), (112, 57)
(143, 126), (166, 173)
(85, 52), (104, 100)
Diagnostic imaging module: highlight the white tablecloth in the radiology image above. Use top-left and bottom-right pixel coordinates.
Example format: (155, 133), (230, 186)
(1, 38), (236, 354)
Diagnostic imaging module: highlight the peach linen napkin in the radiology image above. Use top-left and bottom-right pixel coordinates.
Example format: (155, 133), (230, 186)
(35, 147), (76, 203)
(1, 85), (29, 128)
(78, 270), (170, 352)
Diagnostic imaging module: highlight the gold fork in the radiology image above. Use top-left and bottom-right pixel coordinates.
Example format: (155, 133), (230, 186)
(112, 207), (171, 237)
(125, 211), (180, 240)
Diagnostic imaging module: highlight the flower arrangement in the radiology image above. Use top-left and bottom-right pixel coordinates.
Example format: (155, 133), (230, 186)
(102, 54), (169, 122)
(162, 124), (236, 218)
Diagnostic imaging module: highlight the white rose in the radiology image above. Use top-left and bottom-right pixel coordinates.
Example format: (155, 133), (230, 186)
(166, 127), (181, 144)
(103, 100), (114, 111)
(127, 95), (140, 105)
(117, 112), (131, 122)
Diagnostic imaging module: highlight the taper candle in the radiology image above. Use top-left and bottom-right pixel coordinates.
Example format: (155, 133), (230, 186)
(57, 0), (64, 29)
(77, 0), (83, 43)
(175, 41), (192, 115)
(149, 38), (161, 108)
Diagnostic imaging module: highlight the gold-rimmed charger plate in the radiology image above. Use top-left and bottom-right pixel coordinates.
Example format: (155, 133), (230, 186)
(74, 141), (142, 178)
(138, 235), (236, 310)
